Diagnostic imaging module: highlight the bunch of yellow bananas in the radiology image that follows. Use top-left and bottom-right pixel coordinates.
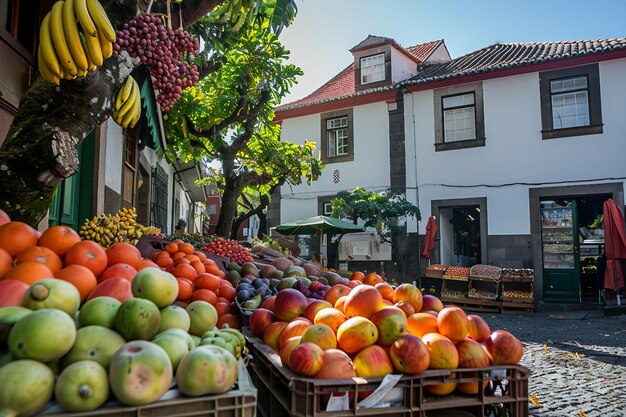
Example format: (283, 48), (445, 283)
(200, 328), (247, 360)
(113, 75), (141, 128)
(38, 0), (116, 85)
(79, 207), (159, 247)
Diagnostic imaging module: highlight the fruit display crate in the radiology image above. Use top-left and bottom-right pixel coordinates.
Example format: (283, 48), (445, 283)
(247, 335), (529, 417)
(425, 264), (447, 279)
(467, 280), (500, 301)
(468, 265), (502, 282)
(440, 279), (468, 301)
(38, 360), (257, 417)
(500, 268), (534, 283)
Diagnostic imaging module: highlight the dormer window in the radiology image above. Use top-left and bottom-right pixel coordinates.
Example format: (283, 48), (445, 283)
(360, 53), (385, 84)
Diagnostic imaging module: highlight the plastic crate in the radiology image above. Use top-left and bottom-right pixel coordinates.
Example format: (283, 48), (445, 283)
(248, 336), (529, 417)
(38, 361), (256, 417)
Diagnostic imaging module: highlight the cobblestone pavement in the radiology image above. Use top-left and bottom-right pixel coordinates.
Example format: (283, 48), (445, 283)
(476, 311), (626, 417)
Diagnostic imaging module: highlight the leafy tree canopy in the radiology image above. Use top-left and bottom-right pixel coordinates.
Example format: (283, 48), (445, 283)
(331, 187), (421, 243)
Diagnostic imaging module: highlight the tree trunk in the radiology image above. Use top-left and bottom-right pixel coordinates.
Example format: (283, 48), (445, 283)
(215, 179), (244, 238)
(230, 194), (269, 239)
(0, 52), (138, 224)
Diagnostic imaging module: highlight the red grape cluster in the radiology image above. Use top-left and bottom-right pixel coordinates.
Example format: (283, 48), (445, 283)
(202, 238), (253, 265)
(113, 13), (200, 112)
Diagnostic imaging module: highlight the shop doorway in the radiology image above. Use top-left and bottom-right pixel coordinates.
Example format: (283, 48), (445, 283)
(433, 198), (487, 267)
(540, 194), (609, 303)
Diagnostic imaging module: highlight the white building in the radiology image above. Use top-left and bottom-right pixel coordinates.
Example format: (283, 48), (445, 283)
(275, 35), (626, 306)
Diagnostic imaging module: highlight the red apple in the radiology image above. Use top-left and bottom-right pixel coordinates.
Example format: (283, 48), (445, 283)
(249, 308), (276, 338)
(483, 330), (523, 365)
(289, 342), (324, 377)
(370, 306), (408, 346)
(260, 295), (275, 310)
(278, 319), (312, 351)
(420, 294), (444, 312)
(314, 349), (356, 379)
(279, 336), (302, 368)
(273, 289), (308, 322)
(389, 334), (430, 374)
(437, 306), (468, 342)
(353, 345), (393, 377)
(467, 314), (491, 342)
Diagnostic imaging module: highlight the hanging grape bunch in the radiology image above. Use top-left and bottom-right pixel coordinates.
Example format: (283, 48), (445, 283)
(113, 13), (200, 112)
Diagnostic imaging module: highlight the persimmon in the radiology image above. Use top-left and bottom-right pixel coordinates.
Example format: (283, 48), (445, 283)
(171, 252), (186, 261)
(218, 284), (236, 302)
(55, 264), (98, 301)
(165, 243), (179, 254)
(178, 243), (195, 255)
(65, 240), (108, 278)
(38, 225), (81, 257)
(190, 261), (205, 275)
(15, 246), (63, 273)
(176, 278), (194, 301)
(191, 288), (217, 305)
(172, 263), (197, 281)
(105, 242), (141, 268)
(154, 251), (173, 268)
(0, 221), (39, 257)
(215, 301), (231, 317)
(195, 273), (221, 292)
(193, 251), (207, 262)
(136, 258), (159, 270)
(184, 254), (200, 263)
(4, 261), (53, 285)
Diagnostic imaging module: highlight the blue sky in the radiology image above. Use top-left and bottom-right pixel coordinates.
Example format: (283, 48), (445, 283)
(278, 0), (626, 104)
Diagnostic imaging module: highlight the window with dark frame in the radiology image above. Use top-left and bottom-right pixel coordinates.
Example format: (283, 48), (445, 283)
(539, 64), (603, 139)
(433, 82), (485, 152)
(327, 116), (349, 157)
(360, 53), (385, 84)
(442, 92), (476, 142)
(320, 109), (354, 163)
(122, 130), (137, 205)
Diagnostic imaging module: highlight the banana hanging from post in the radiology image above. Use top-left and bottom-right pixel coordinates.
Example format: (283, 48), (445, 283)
(62, 0), (88, 71)
(38, 13), (63, 80)
(74, 0), (97, 38)
(50, 1), (78, 77)
(37, 46), (62, 85)
(113, 75), (141, 128)
(86, 0), (116, 43)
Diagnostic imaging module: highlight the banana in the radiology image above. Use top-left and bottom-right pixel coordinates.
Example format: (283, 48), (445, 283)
(81, 33), (97, 70)
(83, 25), (103, 66)
(99, 34), (113, 59)
(50, 1), (78, 77)
(115, 77), (132, 111)
(37, 46), (62, 85)
(219, 328), (245, 347)
(62, 0), (88, 71)
(118, 80), (138, 121)
(121, 98), (138, 128)
(129, 94), (141, 128)
(74, 0), (97, 37)
(39, 13), (63, 78)
(86, 0), (116, 43)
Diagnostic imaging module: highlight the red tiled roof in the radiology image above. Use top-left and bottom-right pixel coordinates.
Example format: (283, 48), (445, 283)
(402, 38), (626, 86)
(276, 40), (443, 112)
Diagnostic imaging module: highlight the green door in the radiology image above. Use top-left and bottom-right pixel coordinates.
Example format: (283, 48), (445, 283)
(541, 199), (581, 302)
(49, 132), (95, 230)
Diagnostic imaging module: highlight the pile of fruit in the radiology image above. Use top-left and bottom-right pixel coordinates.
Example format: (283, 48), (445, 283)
(248, 276), (524, 399)
(202, 237), (253, 265)
(79, 207), (160, 247)
(0, 212), (245, 416)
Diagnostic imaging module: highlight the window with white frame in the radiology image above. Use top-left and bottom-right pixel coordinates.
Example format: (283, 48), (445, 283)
(360, 53), (385, 84)
(550, 76), (590, 129)
(327, 116), (349, 157)
(323, 202), (333, 216)
(442, 93), (476, 142)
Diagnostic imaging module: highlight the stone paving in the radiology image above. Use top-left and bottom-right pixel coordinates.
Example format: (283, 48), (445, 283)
(476, 311), (626, 417)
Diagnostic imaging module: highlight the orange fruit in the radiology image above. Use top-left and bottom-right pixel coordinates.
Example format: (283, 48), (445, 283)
(100, 263), (138, 282)
(191, 288), (217, 305)
(15, 246), (63, 273)
(176, 278), (194, 301)
(173, 257), (191, 266)
(0, 248), (14, 279)
(64, 241), (108, 278)
(195, 273), (220, 291)
(165, 243), (179, 254)
(171, 252), (186, 261)
(172, 263), (197, 281)
(193, 251), (207, 262)
(4, 261), (53, 285)
(55, 264), (98, 301)
(178, 243), (195, 255)
(38, 225), (81, 257)
(184, 254), (200, 263)
(154, 251), (173, 269)
(0, 221), (39, 257)
(190, 261), (205, 275)
(219, 284), (236, 302)
(106, 242), (142, 268)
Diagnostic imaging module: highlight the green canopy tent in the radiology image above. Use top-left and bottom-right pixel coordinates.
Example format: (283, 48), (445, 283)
(275, 215), (365, 267)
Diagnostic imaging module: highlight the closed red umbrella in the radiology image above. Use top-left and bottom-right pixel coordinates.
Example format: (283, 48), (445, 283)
(422, 216), (439, 262)
(603, 199), (626, 305)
